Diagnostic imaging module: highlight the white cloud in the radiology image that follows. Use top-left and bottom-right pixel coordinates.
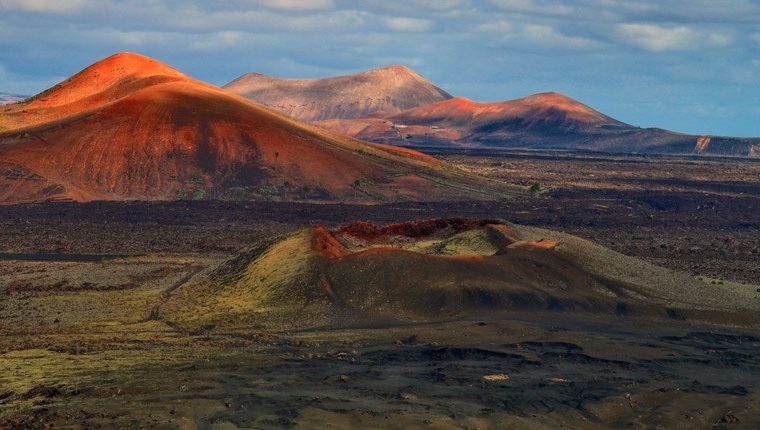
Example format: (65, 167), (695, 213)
(616, 23), (697, 51)
(488, 0), (576, 16)
(617, 23), (733, 52)
(707, 32), (732, 47)
(522, 24), (600, 49)
(476, 21), (600, 50)
(252, 0), (334, 11)
(162, 7), (366, 32)
(0, 0), (94, 12)
(392, 0), (460, 10)
(384, 17), (433, 32)
(95, 29), (177, 46)
(189, 31), (255, 51)
(476, 20), (512, 33)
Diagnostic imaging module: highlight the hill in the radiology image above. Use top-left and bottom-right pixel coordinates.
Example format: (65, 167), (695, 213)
(162, 218), (760, 329)
(0, 53), (517, 204)
(314, 93), (760, 156)
(224, 65), (452, 121)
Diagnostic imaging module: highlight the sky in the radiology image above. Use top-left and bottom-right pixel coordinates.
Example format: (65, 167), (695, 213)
(1, 0), (759, 136)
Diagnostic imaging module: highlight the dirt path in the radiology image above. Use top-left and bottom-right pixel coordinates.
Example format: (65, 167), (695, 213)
(147, 264), (205, 322)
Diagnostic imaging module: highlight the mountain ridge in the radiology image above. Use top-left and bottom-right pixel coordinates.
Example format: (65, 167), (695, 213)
(0, 53), (517, 204)
(224, 65), (453, 121)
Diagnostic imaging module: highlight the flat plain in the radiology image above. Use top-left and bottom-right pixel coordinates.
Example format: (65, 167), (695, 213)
(1, 151), (759, 429)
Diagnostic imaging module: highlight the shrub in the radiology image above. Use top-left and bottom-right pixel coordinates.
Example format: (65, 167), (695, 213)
(258, 185), (280, 196)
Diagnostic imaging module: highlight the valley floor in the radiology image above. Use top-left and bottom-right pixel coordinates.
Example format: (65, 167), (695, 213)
(0, 152), (758, 428)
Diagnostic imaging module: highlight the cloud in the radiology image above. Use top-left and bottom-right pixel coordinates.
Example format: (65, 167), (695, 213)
(0, 0), (94, 12)
(616, 23), (733, 52)
(476, 19), (512, 32)
(522, 24), (600, 49)
(158, 7), (367, 32)
(476, 20), (600, 50)
(487, 0), (576, 16)
(616, 23), (697, 51)
(707, 32), (732, 47)
(384, 17), (433, 32)
(189, 31), (256, 51)
(357, 0), (461, 13)
(252, 0), (334, 11)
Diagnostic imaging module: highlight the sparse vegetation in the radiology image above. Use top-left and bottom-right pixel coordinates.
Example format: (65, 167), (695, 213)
(258, 184), (280, 196)
(175, 186), (206, 200)
(530, 182), (541, 193)
(352, 178), (375, 187)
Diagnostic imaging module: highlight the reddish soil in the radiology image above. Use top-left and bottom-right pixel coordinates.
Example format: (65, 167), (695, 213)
(1, 151), (756, 283)
(333, 218), (491, 242)
(311, 226), (349, 259)
(0, 53), (494, 204)
(392, 93), (621, 128)
(311, 93), (760, 156)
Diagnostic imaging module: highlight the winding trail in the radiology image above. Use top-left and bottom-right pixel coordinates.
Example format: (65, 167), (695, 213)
(148, 264), (205, 322)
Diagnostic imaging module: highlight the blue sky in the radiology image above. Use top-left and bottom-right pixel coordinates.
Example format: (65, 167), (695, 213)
(1, 0), (759, 136)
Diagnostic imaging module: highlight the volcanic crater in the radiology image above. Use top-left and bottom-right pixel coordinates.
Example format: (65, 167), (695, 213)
(162, 218), (760, 330)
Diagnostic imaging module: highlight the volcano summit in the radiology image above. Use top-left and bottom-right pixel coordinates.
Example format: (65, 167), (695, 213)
(0, 53), (513, 204)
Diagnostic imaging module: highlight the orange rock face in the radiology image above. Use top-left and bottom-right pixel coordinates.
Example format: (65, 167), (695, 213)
(0, 53), (498, 204)
(392, 93), (621, 128)
(312, 92), (629, 148)
(695, 136), (711, 153)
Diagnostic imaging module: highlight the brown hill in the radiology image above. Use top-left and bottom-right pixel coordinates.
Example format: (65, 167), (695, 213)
(0, 53), (517, 204)
(393, 93), (623, 129)
(223, 65), (452, 121)
(314, 93), (760, 156)
(163, 218), (760, 329)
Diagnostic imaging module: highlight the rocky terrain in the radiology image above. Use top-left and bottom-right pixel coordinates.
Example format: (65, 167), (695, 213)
(227, 65), (760, 157)
(0, 53), (516, 204)
(224, 65), (452, 121)
(314, 94), (760, 156)
(1, 151), (759, 428)
(1, 54), (759, 429)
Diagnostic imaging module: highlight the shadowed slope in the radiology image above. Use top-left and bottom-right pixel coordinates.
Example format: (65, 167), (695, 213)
(0, 53), (517, 204)
(224, 65), (452, 121)
(315, 93), (760, 156)
(393, 93), (623, 129)
(163, 218), (760, 329)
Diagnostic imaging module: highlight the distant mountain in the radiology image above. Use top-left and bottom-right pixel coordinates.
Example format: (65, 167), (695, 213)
(313, 92), (760, 157)
(0, 93), (26, 105)
(0, 53), (514, 204)
(225, 65), (759, 157)
(224, 65), (452, 121)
